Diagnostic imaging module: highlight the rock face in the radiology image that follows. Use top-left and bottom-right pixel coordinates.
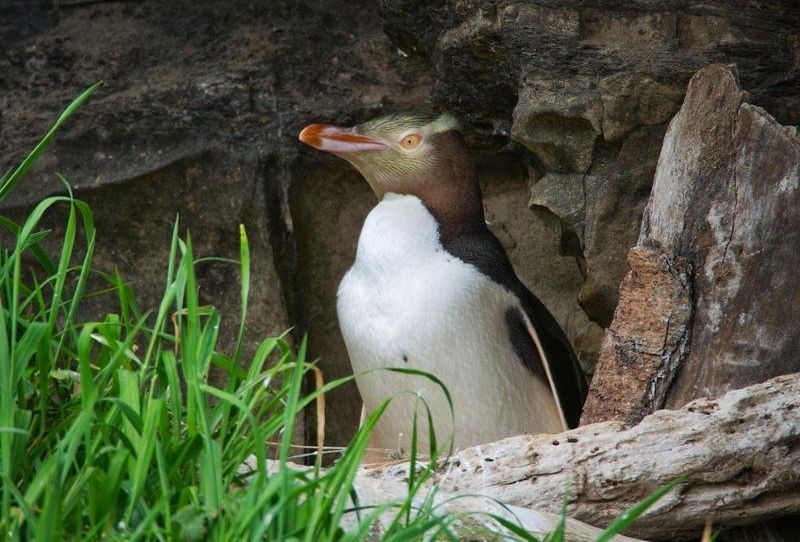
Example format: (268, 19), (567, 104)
(2, 1), (799, 450)
(582, 65), (800, 427)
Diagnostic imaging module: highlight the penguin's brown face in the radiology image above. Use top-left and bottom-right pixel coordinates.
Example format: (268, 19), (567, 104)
(299, 114), (462, 198)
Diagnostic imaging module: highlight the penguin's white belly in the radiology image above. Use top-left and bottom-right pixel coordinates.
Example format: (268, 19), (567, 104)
(337, 194), (561, 454)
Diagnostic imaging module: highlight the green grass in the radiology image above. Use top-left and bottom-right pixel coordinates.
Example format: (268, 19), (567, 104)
(0, 85), (680, 541)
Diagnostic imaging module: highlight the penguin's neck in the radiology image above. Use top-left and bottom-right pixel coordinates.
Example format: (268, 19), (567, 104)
(413, 131), (486, 243)
(418, 179), (486, 243)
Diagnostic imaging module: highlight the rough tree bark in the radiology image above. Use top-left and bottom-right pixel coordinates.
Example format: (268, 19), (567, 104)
(578, 246), (693, 425)
(581, 64), (800, 425)
(357, 373), (800, 541)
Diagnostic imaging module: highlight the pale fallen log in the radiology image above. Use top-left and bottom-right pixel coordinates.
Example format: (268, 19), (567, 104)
(254, 374), (798, 540)
(350, 472), (645, 542)
(257, 458), (645, 541)
(365, 373), (800, 540)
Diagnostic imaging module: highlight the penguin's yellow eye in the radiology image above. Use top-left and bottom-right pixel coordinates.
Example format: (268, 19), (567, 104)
(400, 133), (422, 150)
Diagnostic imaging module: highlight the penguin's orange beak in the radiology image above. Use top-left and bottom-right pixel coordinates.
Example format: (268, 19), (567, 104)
(299, 124), (388, 153)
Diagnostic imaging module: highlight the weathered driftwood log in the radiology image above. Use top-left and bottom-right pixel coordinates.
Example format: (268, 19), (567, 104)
(259, 463), (645, 541)
(364, 374), (800, 541)
(349, 475), (645, 542)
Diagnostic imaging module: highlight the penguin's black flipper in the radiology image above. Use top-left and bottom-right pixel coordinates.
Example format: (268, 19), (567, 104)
(514, 285), (588, 428)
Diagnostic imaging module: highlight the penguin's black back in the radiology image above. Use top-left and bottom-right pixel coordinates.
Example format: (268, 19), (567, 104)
(441, 227), (588, 428)
(412, 128), (588, 427)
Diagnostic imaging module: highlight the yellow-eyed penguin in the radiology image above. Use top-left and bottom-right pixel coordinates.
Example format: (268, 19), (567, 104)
(299, 114), (587, 457)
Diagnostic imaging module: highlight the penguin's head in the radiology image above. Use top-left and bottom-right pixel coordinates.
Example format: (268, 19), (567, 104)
(299, 113), (473, 200)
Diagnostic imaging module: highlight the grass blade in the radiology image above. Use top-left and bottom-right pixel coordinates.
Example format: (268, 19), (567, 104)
(0, 82), (101, 202)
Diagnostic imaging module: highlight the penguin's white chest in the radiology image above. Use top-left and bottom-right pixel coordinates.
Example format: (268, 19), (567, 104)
(336, 194), (561, 453)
